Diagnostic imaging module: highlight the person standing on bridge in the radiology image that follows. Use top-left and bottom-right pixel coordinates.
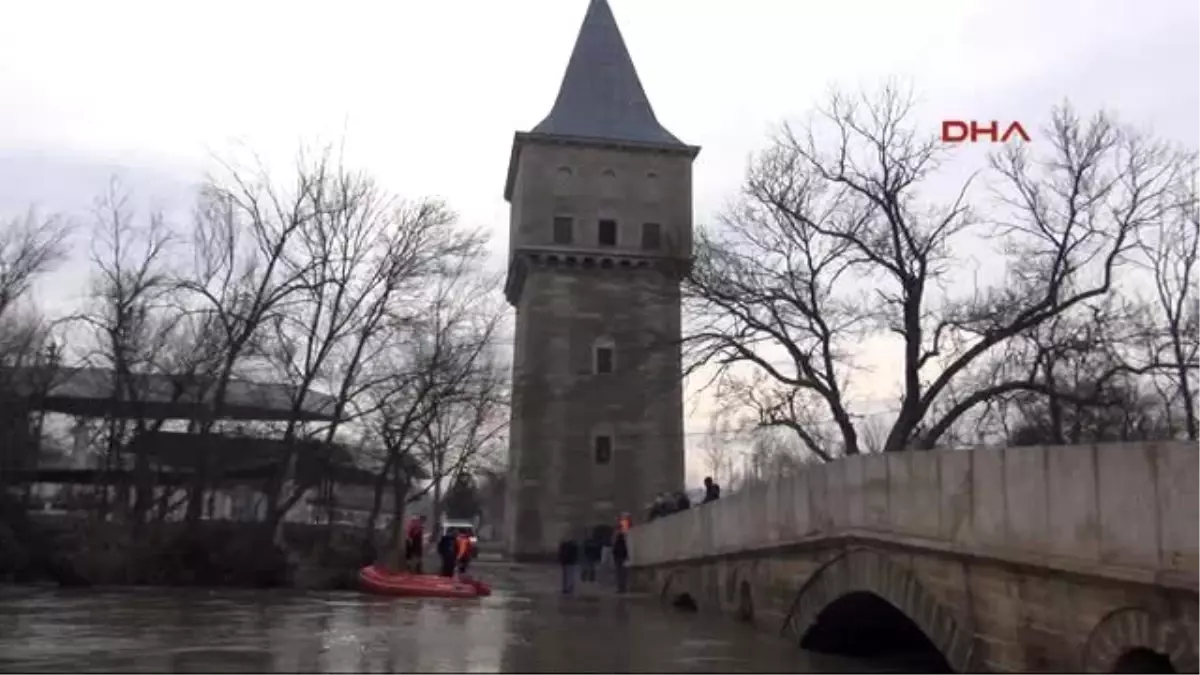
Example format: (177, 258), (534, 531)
(612, 530), (629, 593)
(674, 491), (691, 512)
(558, 533), (580, 594)
(582, 529), (602, 583)
(648, 493), (672, 520)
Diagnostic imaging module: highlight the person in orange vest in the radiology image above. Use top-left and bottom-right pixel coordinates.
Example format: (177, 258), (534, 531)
(454, 530), (474, 577)
(618, 513), (632, 533)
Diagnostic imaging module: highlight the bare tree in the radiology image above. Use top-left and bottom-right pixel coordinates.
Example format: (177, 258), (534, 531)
(857, 412), (893, 454)
(474, 457), (508, 541)
(173, 151), (327, 523)
(686, 85), (1192, 460)
(72, 180), (178, 523)
(410, 268), (508, 535)
(0, 209), (72, 322)
(0, 209), (71, 489)
(419, 341), (508, 531)
(346, 244), (504, 557)
(247, 155), (477, 539)
(1128, 170), (1199, 438)
(699, 409), (737, 485)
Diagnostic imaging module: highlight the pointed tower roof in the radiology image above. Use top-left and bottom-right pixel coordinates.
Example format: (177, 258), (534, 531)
(504, 0), (699, 201)
(531, 0), (685, 147)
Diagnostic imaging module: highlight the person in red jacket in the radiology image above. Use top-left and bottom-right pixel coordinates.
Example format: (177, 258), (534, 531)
(403, 516), (426, 573)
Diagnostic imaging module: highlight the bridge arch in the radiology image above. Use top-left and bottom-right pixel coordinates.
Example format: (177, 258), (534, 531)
(1082, 607), (1197, 673)
(783, 548), (971, 672)
(660, 568), (699, 612)
(722, 563), (757, 623)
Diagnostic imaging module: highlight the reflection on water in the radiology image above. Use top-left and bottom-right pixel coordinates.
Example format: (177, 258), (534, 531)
(0, 577), (873, 673)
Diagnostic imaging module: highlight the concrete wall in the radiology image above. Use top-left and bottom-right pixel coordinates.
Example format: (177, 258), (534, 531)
(628, 442), (1198, 586)
(626, 442), (1199, 673)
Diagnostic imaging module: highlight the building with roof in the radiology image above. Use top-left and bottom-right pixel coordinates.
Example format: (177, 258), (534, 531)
(503, 0), (699, 558)
(0, 364), (389, 526)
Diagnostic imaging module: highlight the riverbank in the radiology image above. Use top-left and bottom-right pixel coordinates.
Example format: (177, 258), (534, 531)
(0, 514), (373, 590)
(1, 510), (643, 598)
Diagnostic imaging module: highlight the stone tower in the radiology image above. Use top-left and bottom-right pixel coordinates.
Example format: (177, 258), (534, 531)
(502, 0), (700, 559)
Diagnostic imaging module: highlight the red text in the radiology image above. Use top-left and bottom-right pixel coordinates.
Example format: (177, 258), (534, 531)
(941, 120), (1031, 144)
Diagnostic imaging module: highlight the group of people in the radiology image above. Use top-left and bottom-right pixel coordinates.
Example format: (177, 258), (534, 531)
(403, 515), (477, 578)
(557, 513), (632, 595)
(399, 482), (720, 593)
(647, 477), (721, 522)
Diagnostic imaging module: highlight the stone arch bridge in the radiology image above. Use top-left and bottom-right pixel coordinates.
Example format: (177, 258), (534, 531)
(626, 442), (1198, 673)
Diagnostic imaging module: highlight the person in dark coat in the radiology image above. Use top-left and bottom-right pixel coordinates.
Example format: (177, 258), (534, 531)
(403, 515), (426, 573)
(558, 534), (580, 594)
(702, 476), (721, 504)
(649, 492), (674, 520)
(612, 532), (630, 593)
(675, 491), (691, 511)
(582, 532), (602, 583)
(436, 530), (457, 578)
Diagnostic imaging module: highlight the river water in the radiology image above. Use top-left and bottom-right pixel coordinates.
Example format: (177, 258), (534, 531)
(0, 563), (878, 673)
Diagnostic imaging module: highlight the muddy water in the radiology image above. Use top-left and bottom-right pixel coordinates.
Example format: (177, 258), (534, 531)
(0, 565), (880, 673)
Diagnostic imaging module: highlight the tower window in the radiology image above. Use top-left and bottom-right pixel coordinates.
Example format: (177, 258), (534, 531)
(594, 435), (612, 465)
(595, 346), (614, 374)
(593, 337), (615, 374)
(554, 166), (573, 195)
(600, 169), (619, 199)
(598, 219), (617, 246)
(641, 222), (662, 250)
(553, 216), (574, 244)
(645, 171), (662, 203)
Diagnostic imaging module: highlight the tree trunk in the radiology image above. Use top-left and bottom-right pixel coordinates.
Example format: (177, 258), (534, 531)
(362, 455), (394, 558)
(430, 453), (444, 528)
(184, 439), (208, 527)
(130, 437), (152, 536)
(384, 462), (409, 569)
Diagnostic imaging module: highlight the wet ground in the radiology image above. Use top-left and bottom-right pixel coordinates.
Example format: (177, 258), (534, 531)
(0, 562), (878, 673)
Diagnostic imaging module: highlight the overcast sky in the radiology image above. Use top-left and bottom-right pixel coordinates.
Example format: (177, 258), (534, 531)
(2, 0), (1197, 482)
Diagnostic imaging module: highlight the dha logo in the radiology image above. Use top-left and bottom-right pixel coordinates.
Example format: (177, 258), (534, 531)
(941, 120), (1031, 144)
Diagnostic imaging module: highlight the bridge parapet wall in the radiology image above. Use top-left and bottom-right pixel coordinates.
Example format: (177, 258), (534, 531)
(628, 442), (1197, 588)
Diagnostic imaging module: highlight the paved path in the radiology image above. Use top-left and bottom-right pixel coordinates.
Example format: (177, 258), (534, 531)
(473, 559), (645, 600)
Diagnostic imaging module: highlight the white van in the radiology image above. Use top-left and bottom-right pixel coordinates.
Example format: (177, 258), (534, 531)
(440, 519), (477, 544)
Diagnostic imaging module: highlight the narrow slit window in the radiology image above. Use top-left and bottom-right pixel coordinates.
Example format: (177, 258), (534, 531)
(642, 222), (662, 250)
(598, 219), (617, 246)
(594, 435), (612, 465)
(553, 216), (574, 244)
(595, 346), (614, 374)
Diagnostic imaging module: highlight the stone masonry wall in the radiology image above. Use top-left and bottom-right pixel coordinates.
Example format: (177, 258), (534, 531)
(505, 137), (693, 558)
(627, 442), (1198, 672)
(508, 264), (684, 556)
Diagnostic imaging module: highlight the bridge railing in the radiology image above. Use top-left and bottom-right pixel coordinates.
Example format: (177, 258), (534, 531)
(628, 442), (1197, 587)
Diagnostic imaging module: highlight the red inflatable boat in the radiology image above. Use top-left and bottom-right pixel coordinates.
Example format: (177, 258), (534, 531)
(358, 565), (492, 599)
